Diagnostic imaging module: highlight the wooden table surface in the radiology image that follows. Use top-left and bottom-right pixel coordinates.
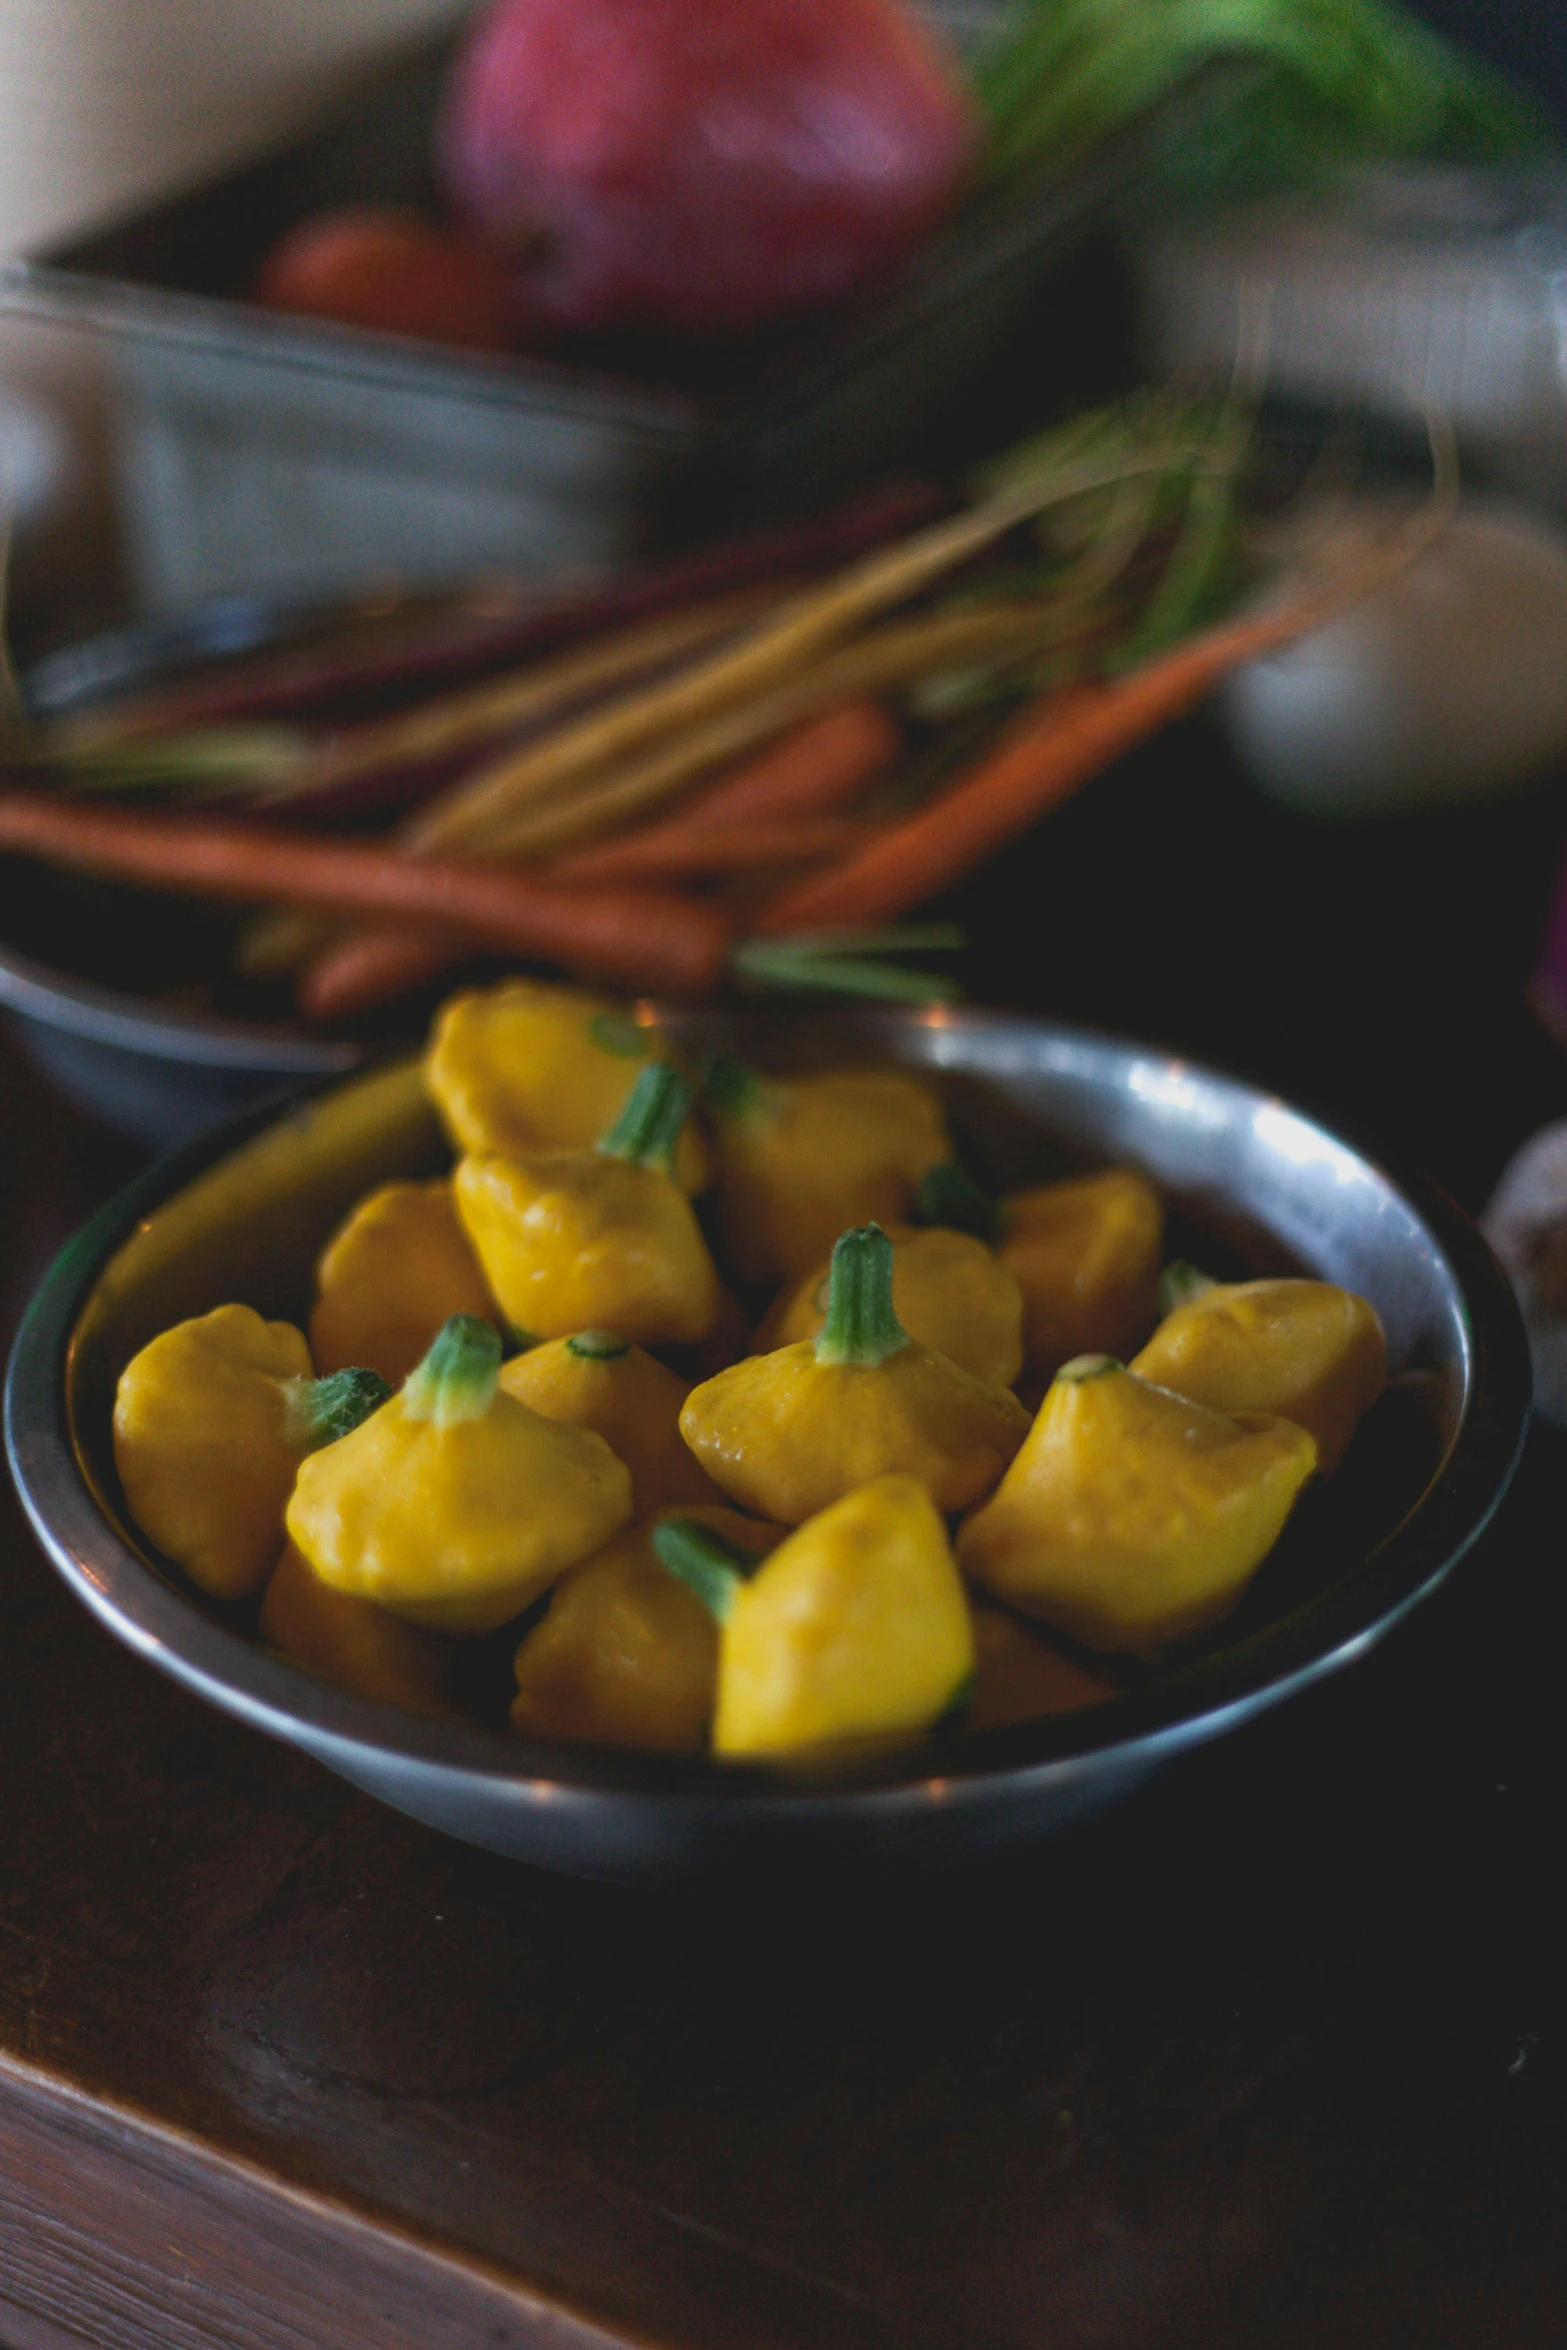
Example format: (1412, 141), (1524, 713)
(6, 721), (1567, 2350)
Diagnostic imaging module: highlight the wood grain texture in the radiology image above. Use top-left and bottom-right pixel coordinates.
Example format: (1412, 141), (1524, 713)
(8, 730), (1567, 2349)
(0, 2068), (624, 2350)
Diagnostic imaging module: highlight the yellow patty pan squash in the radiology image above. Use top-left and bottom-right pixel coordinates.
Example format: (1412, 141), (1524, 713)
(968, 1604), (1117, 1731)
(511, 1505), (783, 1751)
(704, 1056), (950, 1285)
(286, 1315), (632, 1633)
(309, 1177), (497, 1387)
(1132, 1273), (1387, 1475)
(998, 1168), (1163, 1381)
(959, 1354), (1317, 1650)
(656, 1476), (974, 1756)
(500, 1330), (721, 1515)
(454, 1063), (721, 1347)
(425, 978), (710, 1192)
(759, 1223), (1024, 1390)
(680, 1224), (1028, 1523)
(260, 1541), (451, 1717)
(113, 1303), (391, 1601)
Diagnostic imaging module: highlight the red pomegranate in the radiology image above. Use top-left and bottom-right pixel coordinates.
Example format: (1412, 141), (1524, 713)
(437, 0), (978, 339)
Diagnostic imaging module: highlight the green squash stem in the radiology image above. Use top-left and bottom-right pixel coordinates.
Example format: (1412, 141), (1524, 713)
(401, 1315), (503, 1426)
(567, 1329), (632, 1361)
(652, 1517), (754, 1623)
(598, 1062), (691, 1170)
(1158, 1260), (1219, 1315)
(1056, 1353), (1124, 1384)
(815, 1225), (910, 1368)
(701, 1054), (768, 1123)
(289, 1366), (393, 1451)
(913, 1162), (1003, 1244)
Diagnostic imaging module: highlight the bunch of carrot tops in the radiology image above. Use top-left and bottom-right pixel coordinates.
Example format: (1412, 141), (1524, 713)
(0, 395), (1429, 1021)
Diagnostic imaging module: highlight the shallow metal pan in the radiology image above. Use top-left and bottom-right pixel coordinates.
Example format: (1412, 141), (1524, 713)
(0, 21), (1250, 607)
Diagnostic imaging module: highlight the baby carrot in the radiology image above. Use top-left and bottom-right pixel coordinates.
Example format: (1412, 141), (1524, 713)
(60, 481), (945, 748)
(546, 702), (899, 885)
(0, 791), (730, 994)
(753, 577), (1395, 935)
(403, 453), (1167, 856)
(298, 814), (872, 1021)
(449, 604), (1060, 863)
(557, 820), (871, 880)
(257, 590), (778, 811)
(297, 816), (873, 1020)
(296, 927), (471, 1023)
(285, 698), (900, 1015)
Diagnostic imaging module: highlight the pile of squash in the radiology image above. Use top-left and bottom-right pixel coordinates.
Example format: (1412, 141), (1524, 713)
(112, 981), (1387, 1761)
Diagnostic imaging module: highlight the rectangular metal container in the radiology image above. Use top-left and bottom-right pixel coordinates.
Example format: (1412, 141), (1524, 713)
(0, 22), (1242, 613)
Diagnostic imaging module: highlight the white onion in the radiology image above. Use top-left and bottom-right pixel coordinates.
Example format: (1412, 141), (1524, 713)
(1484, 1122), (1567, 1426)
(1221, 500), (1567, 816)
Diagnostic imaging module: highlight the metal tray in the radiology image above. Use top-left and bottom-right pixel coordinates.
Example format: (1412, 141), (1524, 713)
(0, 27), (1248, 610)
(4, 1008), (1532, 1881)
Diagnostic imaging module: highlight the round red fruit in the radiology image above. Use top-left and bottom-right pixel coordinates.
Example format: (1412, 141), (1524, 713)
(437, 0), (978, 339)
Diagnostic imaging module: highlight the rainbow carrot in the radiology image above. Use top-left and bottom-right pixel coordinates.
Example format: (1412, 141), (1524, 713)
(546, 701), (899, 885)
(754, 581), (1387, 934)
(61, 483), (945, 746)
(257, 590), (779, 813)
(296, 928), (470, 1023)
(0, 791), (729, 994)
(294, 812), (869, 1021)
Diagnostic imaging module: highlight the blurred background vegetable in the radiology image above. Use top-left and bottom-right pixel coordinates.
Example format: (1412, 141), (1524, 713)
(438, 0), (979, 340)
(245, 0), (1546, 361)
(4, 0), (1565, 1117)
(1221, 499), (1567, 813)
(971, 0), (1545, 200)
(0, 391), (1462, 1024)
(254, 205), (518, 351)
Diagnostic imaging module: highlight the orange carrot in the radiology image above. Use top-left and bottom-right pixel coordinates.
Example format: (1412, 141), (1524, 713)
(296, 700), (900, 1017)
(0, 791), (730, 994)
(555, 819), (872, 882)
(295, 816), (873, 1020)
(647, 700), (899, 829)
(547, 701), (899, 886)
(297, 927), (471, 1023)
(753, 586), (1369, 936)
(294, 811), (862, 1021)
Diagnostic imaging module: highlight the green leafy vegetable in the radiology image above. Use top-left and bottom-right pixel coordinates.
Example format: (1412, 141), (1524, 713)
(969, 0), (1548, 201)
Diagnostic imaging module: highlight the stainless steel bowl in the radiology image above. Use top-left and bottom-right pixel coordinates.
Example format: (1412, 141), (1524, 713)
(0, 591), (379, 1147)
(4, 1008), (1531, 1881)
(0, 936), (360, 1148)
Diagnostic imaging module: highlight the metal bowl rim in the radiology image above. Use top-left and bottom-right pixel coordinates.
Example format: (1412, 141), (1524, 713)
(0, 932), (363, 1069)
(4, 1007), (1533, 1822)
(1, 587), (387, 1074)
